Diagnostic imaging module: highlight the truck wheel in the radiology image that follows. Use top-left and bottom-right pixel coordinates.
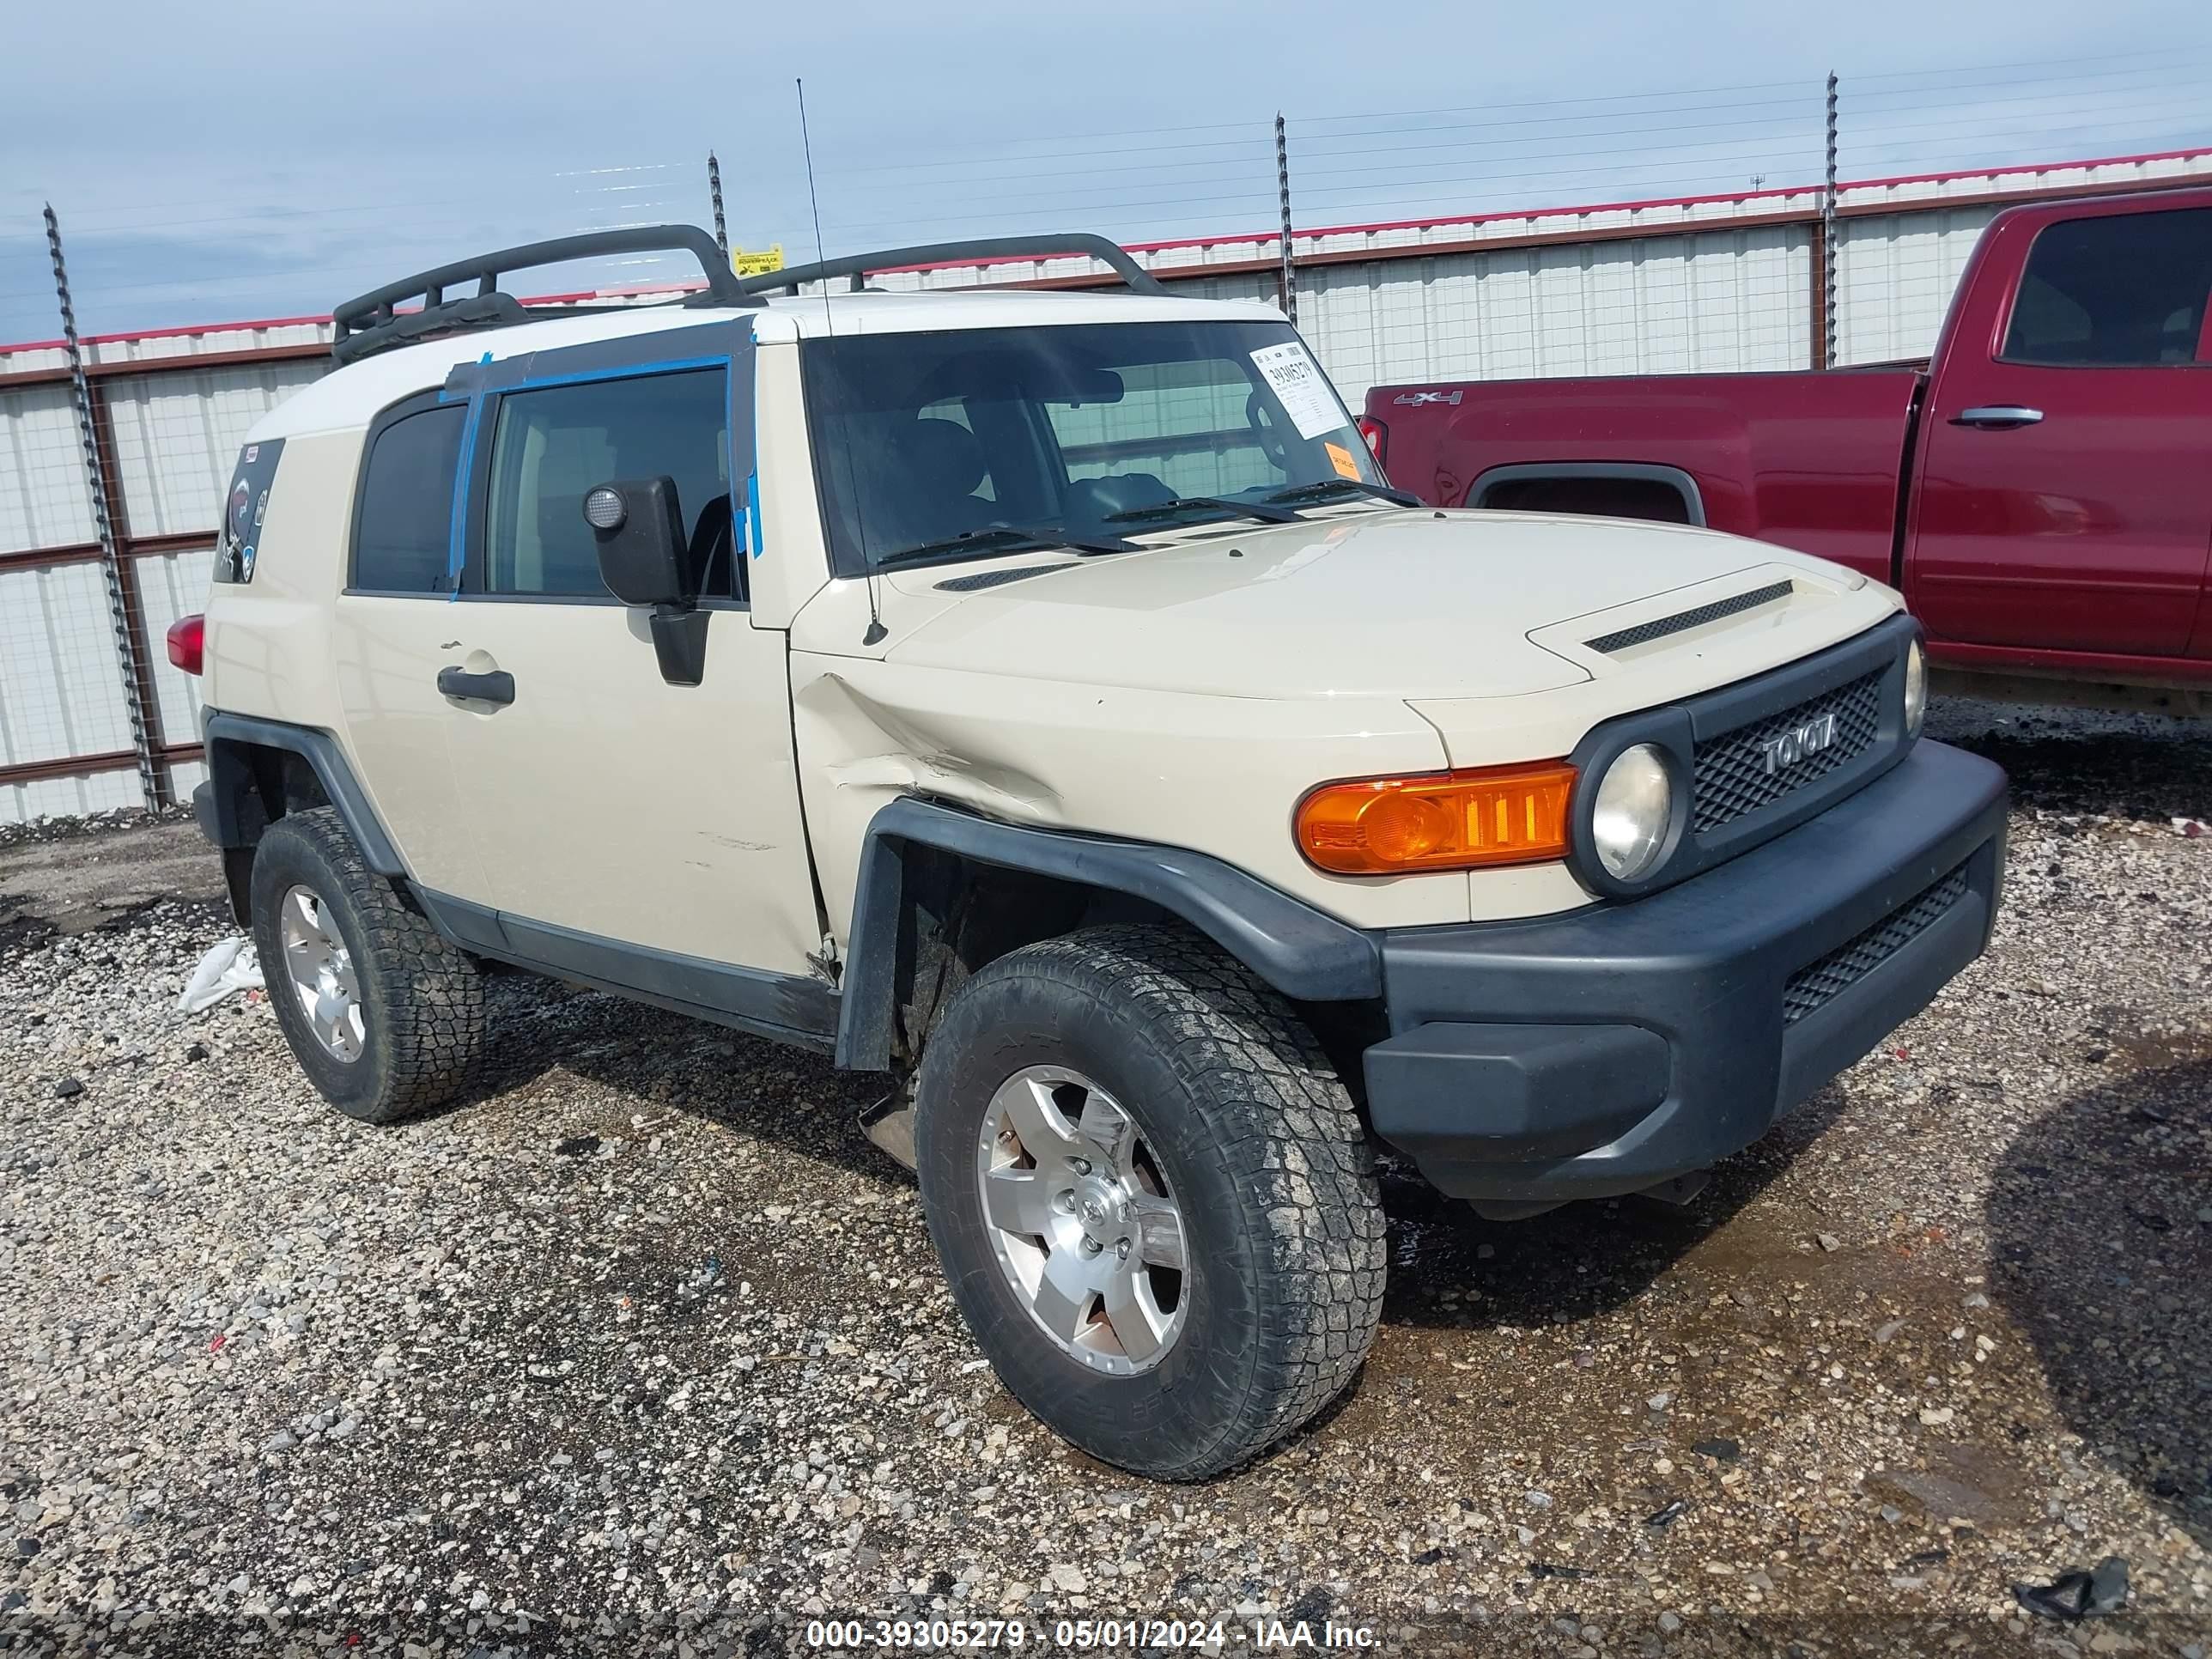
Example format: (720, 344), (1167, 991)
(913, 924), (1384, 1480)
(247, 806), (485, 1125)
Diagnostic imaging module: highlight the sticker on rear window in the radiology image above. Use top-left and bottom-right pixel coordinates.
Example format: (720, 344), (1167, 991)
(1249, 342), (1346, 441)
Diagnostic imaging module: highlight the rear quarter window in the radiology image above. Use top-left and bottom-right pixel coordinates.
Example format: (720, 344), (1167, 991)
(352, 401), (469, 593)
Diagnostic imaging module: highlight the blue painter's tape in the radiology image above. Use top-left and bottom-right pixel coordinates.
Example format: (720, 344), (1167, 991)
(747, 474), (763, 557)
(496, 356), (726, 396)
(445, 395), (483, 599)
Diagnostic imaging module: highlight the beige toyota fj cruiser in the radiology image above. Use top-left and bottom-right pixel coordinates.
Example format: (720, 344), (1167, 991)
(179, 226), (2008, 1480)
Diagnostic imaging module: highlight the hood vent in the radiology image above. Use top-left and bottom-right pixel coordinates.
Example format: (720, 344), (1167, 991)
(1587, 579), (1793, 654)
(933, 563), (1067, 593)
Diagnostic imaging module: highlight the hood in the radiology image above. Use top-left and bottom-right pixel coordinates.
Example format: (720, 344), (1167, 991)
(882, 507), (1873, 702)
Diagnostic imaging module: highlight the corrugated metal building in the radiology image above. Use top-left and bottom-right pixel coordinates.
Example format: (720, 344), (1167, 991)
(3, 146), (2207, 822)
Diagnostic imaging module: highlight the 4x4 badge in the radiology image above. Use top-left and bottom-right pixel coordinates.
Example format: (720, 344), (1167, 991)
(1392, 389), (1464, 406)
(1759, 711), (1839, 775)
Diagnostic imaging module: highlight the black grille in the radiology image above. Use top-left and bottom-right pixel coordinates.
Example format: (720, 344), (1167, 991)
(933, 564), (1066, 592)
(1587, 580), (1793, 654)
(1782, 865), (1969, 1024)
(1692, 668), (1884, 834)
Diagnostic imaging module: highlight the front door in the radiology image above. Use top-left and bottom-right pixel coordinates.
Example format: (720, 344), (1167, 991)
(1907, 204), (2212, 659)
(435, 331), (823, 990)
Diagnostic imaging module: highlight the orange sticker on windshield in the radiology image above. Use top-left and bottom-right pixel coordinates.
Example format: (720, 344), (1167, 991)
(1325, 441), (1360, 480)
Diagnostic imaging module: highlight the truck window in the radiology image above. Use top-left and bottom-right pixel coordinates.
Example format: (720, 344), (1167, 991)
(481, 367), (733, 599)
(2000, 207), (2212, 367)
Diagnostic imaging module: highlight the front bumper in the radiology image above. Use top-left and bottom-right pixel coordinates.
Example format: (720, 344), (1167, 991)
(1362, 739), (2006, 1207)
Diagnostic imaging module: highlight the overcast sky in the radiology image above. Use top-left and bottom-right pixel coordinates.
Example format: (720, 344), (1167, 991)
(4, 0), (2209, 342)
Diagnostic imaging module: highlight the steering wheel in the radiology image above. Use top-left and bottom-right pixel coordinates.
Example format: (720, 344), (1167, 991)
(1246, 391), (1291, 471)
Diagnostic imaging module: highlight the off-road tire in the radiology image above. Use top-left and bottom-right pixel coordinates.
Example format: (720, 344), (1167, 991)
(248, 806), (485, 1124)
(914, 923), (1384, 1480)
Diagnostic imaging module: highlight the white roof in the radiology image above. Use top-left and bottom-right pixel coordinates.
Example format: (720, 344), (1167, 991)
(250, 289), (1286, 442)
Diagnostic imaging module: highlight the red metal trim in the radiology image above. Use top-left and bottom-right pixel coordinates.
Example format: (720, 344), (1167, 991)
(0, 535), (210, 570)
(0, 542), (106, 572)
(1109, 144), (2212, 256)
(0, 748), (140, 787)
(0, 741), (202, 791)
(1836, 172), (2212, 221)
(1004, 207), (1831, 291)
(123, 531), (217, 559)
(3, 146), (2206, 354)
(0, 339), (332, 391)
(878, 146), (2210, 272)
(1006, 177), (2212, 293)
(1839, 144), (2212, 196)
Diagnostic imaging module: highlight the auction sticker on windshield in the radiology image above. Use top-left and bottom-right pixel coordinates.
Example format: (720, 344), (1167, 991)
(1250, 341), (1346, 440)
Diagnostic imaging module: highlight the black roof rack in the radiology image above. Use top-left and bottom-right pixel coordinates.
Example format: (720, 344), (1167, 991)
(331, 224), (757, 366)
(738, 233), (1168, 298)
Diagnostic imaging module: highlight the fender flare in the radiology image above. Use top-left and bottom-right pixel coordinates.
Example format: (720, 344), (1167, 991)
(834, 796), (1382, 1071)
(197, 712), (408, 877)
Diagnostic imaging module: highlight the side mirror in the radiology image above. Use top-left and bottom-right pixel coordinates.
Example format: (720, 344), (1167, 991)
(586, 477), (690, 606)
(583, 477), (708, 687)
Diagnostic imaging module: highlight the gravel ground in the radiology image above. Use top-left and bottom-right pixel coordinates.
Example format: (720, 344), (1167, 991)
(3, 702), (2209, 1657)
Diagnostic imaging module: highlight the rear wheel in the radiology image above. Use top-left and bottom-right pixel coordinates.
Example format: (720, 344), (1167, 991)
(915, 924), (1384, 1480)
(248, 807), (485, 1124)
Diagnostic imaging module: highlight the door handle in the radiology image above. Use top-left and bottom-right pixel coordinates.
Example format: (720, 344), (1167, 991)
(436, 665), (515, 705)
(1949, 405), (2044, 429)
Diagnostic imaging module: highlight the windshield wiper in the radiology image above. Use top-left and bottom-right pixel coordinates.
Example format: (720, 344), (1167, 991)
(1262, 477), (1422, 509)
(1103, 495), (1303, 527)
(872, 522), (1135, 570)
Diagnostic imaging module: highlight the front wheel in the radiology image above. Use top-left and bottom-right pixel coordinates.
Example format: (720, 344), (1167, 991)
(914, 925), (1384, 1480)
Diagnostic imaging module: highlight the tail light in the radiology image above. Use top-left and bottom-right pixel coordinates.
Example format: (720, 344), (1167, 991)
(1295, 759), (1577, 875)
(167, 613), (204, 675)
(1355, 415), (1389, 473)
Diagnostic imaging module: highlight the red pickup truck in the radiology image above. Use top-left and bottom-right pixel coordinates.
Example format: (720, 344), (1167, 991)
(1363, 185), (2212, 712)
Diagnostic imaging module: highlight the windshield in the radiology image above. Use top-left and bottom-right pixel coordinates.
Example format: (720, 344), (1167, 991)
(801, 319), (1384, 574)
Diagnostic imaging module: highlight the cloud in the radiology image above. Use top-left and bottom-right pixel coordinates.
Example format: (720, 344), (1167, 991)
(3, 0), (2206, 339)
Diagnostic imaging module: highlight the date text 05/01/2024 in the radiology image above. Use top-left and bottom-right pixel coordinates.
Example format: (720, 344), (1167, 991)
(800, 1617), (1382, 1650)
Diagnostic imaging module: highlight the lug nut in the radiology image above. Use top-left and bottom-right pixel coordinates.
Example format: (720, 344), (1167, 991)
(1069, 1157), (1091, 1176)
(1115, 1239), (1131, 1261)
(1080, 1237), (1103, 1256)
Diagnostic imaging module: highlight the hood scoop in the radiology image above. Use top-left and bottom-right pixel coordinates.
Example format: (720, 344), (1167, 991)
(933, 563), (1069, 592)
(1586, 579), (1794, 654)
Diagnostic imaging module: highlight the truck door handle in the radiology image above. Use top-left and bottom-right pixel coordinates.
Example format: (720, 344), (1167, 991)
(1949, 405), (2044, 428)
(436, 665), (515, 705)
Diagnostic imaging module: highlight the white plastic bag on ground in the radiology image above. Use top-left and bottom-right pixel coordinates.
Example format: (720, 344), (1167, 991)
(178, 937), (264, 1014)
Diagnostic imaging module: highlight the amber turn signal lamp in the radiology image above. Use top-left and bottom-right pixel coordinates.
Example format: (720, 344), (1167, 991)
(1295, 760), (1577, 875)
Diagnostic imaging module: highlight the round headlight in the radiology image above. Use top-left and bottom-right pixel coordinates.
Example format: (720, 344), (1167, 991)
(1903, 637), (1928, 738)
(1591, 744), (1674, 881)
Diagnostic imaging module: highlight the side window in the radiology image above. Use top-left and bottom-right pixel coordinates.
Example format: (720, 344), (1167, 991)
(353, 406), (465, 592)
(2001, 208), (2212, 367)
(482, 368), (733, 599)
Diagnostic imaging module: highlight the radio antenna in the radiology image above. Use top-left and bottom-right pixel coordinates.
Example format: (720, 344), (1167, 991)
(797, 77), (886, 647)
